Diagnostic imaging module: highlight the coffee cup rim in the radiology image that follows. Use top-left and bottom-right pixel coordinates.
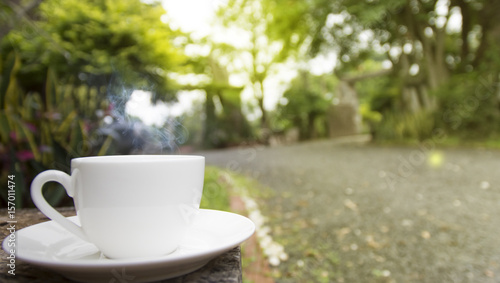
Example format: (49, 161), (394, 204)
(71, 155), (204, 164)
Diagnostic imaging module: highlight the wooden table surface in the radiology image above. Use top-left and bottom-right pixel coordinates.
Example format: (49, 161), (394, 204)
(0, 208), (242, 282)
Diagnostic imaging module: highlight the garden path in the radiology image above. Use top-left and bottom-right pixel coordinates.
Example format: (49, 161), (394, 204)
(201, 139), (500, 282)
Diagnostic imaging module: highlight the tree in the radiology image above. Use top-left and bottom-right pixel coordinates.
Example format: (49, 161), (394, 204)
(265, 0), (500, 108)
(177, 44), (254, 148)
(276, 71), (336, 139)
(0, 0), (187, 207)
(0, 0), (43, 43)
(2, 0), (185, 108)
(264, 0), (500, 140)
(216, 0), (290, 140)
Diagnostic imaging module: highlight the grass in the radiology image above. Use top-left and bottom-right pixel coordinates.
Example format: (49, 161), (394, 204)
(200, 166), (274, 283)
(200, 166), (232, 211)
(372, 136), (500, 150)
(435, 136), (500, 149)
(200, 165), (274, 211)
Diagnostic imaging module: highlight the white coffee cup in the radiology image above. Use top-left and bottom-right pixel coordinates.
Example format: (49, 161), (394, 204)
(30, 155), (205, 259)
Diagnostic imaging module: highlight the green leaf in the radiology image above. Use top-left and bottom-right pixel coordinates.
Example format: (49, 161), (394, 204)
(45, 69), (57, 113)
(97, 135), (113, 156)
(57, 110), (77, 135)
(0, 112), (11, 144)
(1, 52), (22, 109)
(0, 52), (17, 109)
(19, 121), (41, 161)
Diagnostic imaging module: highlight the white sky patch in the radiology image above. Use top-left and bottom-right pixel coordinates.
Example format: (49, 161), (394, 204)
(176, 90), (207, 113)
(382, 60), (393, 69)
(126, 90), (170, 126)
(435, 0), (449, 17)
(212, 25), (252, 48)
(447, 6), (462, 33)
(389, 46), (402, 60)
(403, 43), (413, 54)
(162, 0), (221, 36)
(326, 13), (345, 28)
(264, 64), (298, 110)
(125, 90), (205, 126)
(308, 52), (337, 76)
(409, 63), (420, 76)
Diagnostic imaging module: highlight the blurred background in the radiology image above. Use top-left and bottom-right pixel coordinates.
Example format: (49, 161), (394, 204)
(3, 1), (500, 282)
(1, 0), (499, 206)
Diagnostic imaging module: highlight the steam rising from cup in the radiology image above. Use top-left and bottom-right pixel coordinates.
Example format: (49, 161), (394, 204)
(100, 80), (189, 154)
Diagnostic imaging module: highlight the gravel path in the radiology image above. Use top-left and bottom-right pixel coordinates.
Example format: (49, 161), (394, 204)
(199, 139), (500, 283)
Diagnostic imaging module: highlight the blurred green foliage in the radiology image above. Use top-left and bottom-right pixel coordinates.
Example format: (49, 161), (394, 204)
(275, 72), (337, 140)
(200, 166), (231, 212)
(0, 0), (186, 208)
(374, 111), (435, 141)
(189, 55), (254, 148)
(3, 0), (184, 102)
(434, 72), (500, 139)
(263, 0), (500, 142)
(0, 51), (111, 207)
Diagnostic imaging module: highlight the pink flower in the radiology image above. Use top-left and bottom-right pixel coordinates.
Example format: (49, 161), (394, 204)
(16, 150), (35, 161)
(24, 123), (37, 133)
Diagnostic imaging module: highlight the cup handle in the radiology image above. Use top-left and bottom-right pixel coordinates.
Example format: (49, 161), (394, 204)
(31, 170), (89, 241)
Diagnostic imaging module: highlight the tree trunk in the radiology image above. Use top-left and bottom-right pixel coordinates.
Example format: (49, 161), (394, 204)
(307, 112), (316, 139)
(257, 80), (268, 130)
(455, 0), (472, 67)
(433, 27), (450, 86)
(472, 1), (500, 68)
(203, 91), (217, 148)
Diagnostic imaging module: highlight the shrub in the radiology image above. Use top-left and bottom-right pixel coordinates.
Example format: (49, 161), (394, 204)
(374, 110), (435, 141)
(433, 72), (500, 139)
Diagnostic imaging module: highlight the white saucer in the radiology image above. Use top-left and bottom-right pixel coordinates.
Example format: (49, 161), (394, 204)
(2, 209), (255, 282)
